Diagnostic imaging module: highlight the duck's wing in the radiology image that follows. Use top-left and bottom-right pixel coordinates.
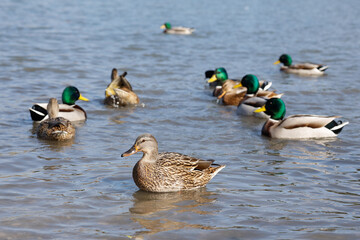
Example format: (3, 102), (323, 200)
(279, 115), (340, 129)
(158, 152), (214, 171)
(291, 63), (328, 71)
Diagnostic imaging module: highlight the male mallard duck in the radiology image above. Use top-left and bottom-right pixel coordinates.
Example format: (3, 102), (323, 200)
(274, 54), (328, 75)
(104, 68), (139, 107)
(207, 68), (272, 97)
(121, 134), (225, 192)
(36, 98), (75, 141)
(160, 22), (195, 35)
(232, 75), (283, 118)
(29, 86), (89, 122)
(254, 98), (349, 139)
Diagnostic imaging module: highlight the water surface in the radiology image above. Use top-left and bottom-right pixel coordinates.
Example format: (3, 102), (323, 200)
(0, 0), (360, 239)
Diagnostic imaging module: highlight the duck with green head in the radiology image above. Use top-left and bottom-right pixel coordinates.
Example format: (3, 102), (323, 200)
(233, 75), (283, 118)
(206, 67), (272, 95)
(254, 98), (349, 139)
(29, 86), (89, 123)
(274, 54), (328, 75)
(160, 22), (195, 35)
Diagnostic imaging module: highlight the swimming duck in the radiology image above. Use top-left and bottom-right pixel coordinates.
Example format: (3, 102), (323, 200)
(232, 74), (283, 118)
(104, 68), (139, 107)
(254, 98), (349, 139)
(207, 68), (272, 97)
(29, 86), (89, 122)
(274, 54), (328, 75)
(160, 22), (195, 35)
(36, 98), (75, 141)
(121, 134), (225, 192)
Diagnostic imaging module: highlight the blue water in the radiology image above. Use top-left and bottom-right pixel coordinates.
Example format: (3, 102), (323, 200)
(0, 0), (359, 239)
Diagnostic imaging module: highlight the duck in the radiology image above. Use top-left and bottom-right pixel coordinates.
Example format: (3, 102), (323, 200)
(121, 134), (225, 192)
(254, 98), (349, 139)
(36, 98), (75, 141)
(160, 22), (195, 35)
(29, 86), (89, 123)
(232, 74), (283, 118)
(207, 68), (272, 98)
(104, 68), (139, 107)
(274, 54), (328, 75)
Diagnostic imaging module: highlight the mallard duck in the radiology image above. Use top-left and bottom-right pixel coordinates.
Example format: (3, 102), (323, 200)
(207, 68), (272, 97)
(213, 73), (279, 106)
(254, 98), (349, 139)
(121, 134), (225, 192)
(104, 68), (139, 107)
(232, 75), (283, 118)
(274, 54), (328, 75)
(36, 98), (75, 141)
(29, 86), (89, 122)
(160, 22), (195, 35)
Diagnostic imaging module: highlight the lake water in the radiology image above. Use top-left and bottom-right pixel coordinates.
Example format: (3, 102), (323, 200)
(1, 0), (360, 239)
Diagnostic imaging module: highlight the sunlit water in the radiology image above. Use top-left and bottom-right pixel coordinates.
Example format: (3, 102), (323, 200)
(0, 0), (359, 239)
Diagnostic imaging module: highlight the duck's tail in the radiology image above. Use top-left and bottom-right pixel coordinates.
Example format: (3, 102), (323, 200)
(29, 105), (47, 121)
(260, 81), (272, 91)
(317, 65), (328, 72)
(325, 120), (349, 135)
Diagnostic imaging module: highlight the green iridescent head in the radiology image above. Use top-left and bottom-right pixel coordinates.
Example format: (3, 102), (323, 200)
(208, 67), (228, 84)
(262, 98), (286, 120)
(241, 74), (260, 94)
(62, 86), (89, 105)
(277, 54), (292, 67)
(161, 22), (172, 29)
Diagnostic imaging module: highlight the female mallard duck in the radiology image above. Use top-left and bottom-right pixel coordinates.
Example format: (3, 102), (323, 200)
(274, 54), (328, 75)
(232, 74), (283, 118)
(29, 86), (89, 122)
(207, 68), (272, 98)
(160, 22), (195, 35)
(254, 98), (349, 139)
(121, 134), (225, 192)
(36, 98), (75, 141)
(104, 68), (139, 107)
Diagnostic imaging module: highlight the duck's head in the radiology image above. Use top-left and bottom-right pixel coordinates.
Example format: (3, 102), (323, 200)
(274, 54), (292, 67)
(62, 86), (89, 105)
(255, 98), (286, 120)
(207, 67), (228, 84)
(47, 98), (59, 119)
(121, 133), (158, 157)
(161, 22), (172, 30)
(232, 74), (260, 94)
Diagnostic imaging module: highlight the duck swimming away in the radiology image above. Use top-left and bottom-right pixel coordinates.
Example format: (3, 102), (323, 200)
(36, 98), (76, 141)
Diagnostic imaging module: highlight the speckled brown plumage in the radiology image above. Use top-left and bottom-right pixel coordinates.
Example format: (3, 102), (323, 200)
(36, 98), (75, 141)
(122, 134), (225, 193)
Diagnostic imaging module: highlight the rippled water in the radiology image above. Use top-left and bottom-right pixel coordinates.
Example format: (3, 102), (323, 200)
(1, 0), (360, 239)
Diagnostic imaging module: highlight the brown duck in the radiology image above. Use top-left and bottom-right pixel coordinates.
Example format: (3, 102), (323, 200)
(104, 68), (139, 106)
(36, 98), (75, 141)
(121, 134), (225, 192)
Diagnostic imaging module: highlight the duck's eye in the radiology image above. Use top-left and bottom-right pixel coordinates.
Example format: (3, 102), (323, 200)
(140, 139), (146, 143)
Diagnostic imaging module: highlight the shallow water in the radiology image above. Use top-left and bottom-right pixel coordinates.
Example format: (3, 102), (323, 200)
(1, 0), (360, 239)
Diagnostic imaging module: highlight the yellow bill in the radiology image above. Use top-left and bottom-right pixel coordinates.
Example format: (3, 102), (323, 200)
(254, 105), (266, 113)
(232, 83), (243, 89)
(79, 94), (89, 101)
(207, 74), (218, 83)
(273, 60), (280, 65)
(160, 25), (166, 29)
